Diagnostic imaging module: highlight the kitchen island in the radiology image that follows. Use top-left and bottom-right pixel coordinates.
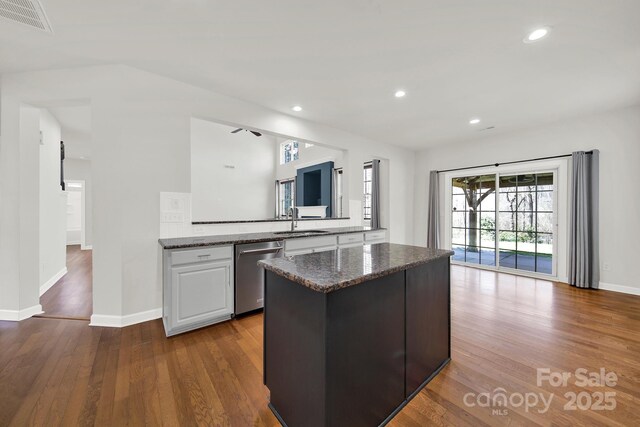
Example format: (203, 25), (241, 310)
(259, 243), (454, 427)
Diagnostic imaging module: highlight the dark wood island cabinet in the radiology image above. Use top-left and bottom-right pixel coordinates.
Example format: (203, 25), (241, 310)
(259, 243), (453, 427)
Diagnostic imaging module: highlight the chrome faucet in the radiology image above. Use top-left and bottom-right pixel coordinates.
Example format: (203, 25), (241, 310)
(289, 207), (298, 231)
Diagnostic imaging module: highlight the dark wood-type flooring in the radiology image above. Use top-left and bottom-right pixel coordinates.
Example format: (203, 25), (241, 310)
(1, 266), (639, 426)
(38, 245), (93, 320)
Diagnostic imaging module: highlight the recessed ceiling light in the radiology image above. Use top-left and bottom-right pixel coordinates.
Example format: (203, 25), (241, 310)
(524, 27), (550, 43)
(469, 118), (481, 125)
(292, 105), (302, 112)
(394, 90), (406, 98)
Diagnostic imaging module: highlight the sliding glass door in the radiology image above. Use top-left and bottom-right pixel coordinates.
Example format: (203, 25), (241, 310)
(451, 175), (496, 266)
(451, 171), (555, 276)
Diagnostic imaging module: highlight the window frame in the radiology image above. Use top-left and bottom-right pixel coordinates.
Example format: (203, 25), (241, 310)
(363, 162), (373, 222)
(442, 159), (567, 281)
(280, 140), (299, 165)
(276, 177), (296, 218)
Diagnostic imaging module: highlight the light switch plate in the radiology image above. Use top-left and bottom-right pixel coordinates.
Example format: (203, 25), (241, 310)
(161, 212), (184, 223)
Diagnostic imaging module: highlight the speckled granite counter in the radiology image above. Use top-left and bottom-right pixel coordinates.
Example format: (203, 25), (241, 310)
(158, 226), (382, 249)
(259, 243), (453, 293)
(192, 217), (351, 224)
(263, 242), (453, 427)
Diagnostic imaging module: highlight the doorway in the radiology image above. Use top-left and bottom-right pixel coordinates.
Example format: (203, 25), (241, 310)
(448, 170), (558, 278)
(36, 103), (94, 321)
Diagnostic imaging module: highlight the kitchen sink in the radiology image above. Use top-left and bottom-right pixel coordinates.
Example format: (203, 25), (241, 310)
(273, 230), (329, 235)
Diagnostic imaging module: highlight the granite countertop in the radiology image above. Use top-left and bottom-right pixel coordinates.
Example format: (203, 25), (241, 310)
(193, 217), (351, 224)
(158, 226), (383, 249)
(259, 243), (454, 293)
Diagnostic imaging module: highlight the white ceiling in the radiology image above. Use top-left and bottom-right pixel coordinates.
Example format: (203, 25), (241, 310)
(1, 0), (639, 149)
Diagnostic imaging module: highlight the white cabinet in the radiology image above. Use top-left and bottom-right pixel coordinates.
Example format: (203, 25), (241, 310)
(284, 235), (338, 256)
(163, 245), (233, 336)
(364, 230), (387, 244)
(284, 230), (387, 255)
(337, 233), (364, 248)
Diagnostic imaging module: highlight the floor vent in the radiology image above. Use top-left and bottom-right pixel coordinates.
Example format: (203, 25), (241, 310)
(0, 0), (53, 33)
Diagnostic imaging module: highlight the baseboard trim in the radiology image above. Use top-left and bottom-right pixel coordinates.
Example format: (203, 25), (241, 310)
(81, 245), (92, 250)
(39, 267), (68, 296)
(0, 304), (44, 321)
(90, 307), (162, 328)
(599, 281), (640, 296)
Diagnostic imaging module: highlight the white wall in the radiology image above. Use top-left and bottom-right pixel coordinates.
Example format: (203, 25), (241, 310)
(0, 104), (42, 319)
(39, 110), (67, 292)
(0, 65), (416, 325)
(414, 105), (640, 292)
(191, 118), (276, 221)
(65, 158), (93, 247)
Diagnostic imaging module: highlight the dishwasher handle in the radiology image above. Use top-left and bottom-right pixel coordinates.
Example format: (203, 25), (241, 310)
(238, 247), (283, 256)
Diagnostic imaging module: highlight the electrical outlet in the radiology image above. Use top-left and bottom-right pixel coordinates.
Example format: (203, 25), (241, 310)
(602, 262), (611, 272)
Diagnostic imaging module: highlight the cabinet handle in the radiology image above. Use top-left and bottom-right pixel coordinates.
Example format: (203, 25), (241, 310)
(238, 247), (283, 256)
(197, 254), (211, 258)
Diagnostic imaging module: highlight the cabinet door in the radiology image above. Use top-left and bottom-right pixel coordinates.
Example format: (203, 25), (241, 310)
(405, 258), (450, 397)
(170, 260), (232, 330)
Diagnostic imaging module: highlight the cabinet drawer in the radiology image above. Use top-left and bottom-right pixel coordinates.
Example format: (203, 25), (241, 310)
(285, 235), (338, 252)
(286, 245), (336, 257)
(338, 242), (363, 249)
(170, 245), (233, 266)
(338, 233), (364, 245)
(364, 230), (387, 242)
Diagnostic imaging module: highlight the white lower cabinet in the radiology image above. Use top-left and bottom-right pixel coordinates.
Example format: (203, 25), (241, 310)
(285, 230), (387, 255)
(284, 235), (338, 256)
(161, 230), (387, 336)
(337, 233), (364, 248)
(364, 230), (387, 244)
(163, 245), (233, 337)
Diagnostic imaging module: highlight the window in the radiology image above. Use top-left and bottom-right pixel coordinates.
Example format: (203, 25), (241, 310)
(333, 168), (343, 218)
(363, 163), (372, 220)
(280, 140), (299, 164)
(451, 175), (496, 266)
(451, 171), (554, 275)
(498, 173), (554, 274)
(276, 178), (295, 218)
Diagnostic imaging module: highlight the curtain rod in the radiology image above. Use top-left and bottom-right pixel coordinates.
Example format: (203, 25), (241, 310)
(436, 151), (594, 174)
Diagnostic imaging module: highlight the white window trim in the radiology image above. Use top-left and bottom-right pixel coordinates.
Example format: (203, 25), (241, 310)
(280, 140), (299, 165)
(441, 158), (569, 283)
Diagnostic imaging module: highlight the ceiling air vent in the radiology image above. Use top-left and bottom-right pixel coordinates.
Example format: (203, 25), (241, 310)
(0, 0), (53, 33)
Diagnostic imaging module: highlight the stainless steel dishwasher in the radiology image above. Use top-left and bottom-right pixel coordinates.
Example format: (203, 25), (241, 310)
(235, 241), (284, 315)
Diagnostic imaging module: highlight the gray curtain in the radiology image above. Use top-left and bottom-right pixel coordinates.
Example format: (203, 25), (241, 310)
(370, 159), (381, 229)
(427, 170), (440, 249)
(568, 150), (599, 288)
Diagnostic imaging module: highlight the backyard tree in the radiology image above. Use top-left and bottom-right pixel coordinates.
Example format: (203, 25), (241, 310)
(453, 176), (495, 250)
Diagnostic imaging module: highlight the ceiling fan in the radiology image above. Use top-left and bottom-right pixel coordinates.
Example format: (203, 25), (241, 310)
(231, 128), (262, 137)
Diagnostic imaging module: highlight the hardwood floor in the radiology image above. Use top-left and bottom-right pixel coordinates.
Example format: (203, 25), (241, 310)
(1, 265), (639, 426)
(38, 245), (93, 320)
